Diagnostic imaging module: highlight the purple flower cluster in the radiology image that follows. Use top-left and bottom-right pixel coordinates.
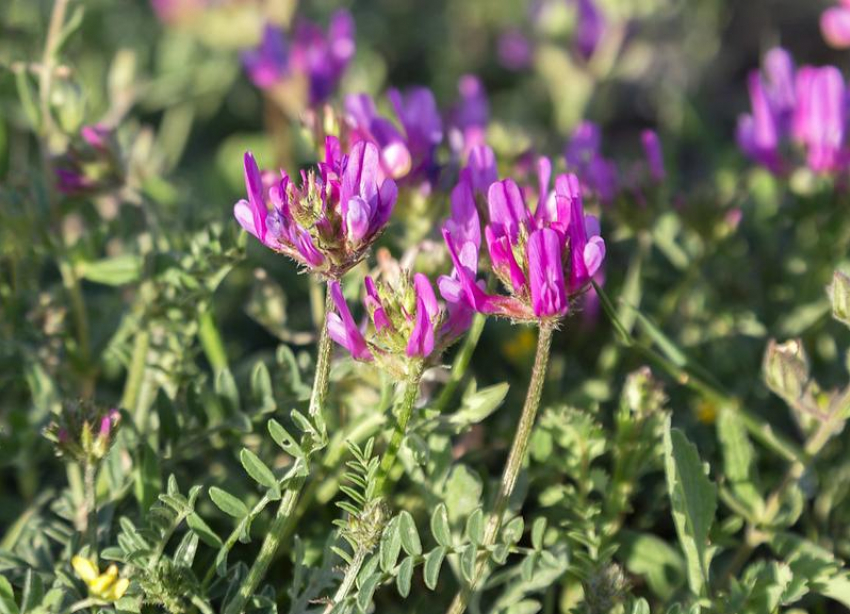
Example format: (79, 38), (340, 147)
(327, 270), (468, 369)
(242, 10), (355, 105)
(234, 137), (397, 278)
(55, 124), (122, 196)
(441, 155), (606, 323)
(737, 47), (848, 175)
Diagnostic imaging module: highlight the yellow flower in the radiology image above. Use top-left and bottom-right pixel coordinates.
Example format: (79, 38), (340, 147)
(71, 556), (130, 601)
(695, 400), (718, 425)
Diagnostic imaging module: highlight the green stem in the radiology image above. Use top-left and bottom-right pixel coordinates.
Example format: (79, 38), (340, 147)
(434, 312), (487, 413)
(224, 281), (334, 614)
(322, 547), (367, 614)
(121, 328), (149, 413)
(84, 461), (97, 560)
(59, 259), (93, 395)
(445, 324), (554, 614)
(374, 361), (425, 495)
(310, 281), (333, 419)
(198, 307), (228, 372)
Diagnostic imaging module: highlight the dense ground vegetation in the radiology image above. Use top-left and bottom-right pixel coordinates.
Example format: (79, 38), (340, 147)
(2, 1), (850, 613)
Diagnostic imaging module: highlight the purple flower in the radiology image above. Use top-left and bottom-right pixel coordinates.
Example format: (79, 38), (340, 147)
(574, 0), (605, 60)
(498, 28), (533, 71)
(345, 86), (443, 185)
(822, 5), (850, 49)
(441, 171), (606, 324)
(795, 66), (846, 173)
(565, 121), (619, 202)
(242, 24), (289, 89)
(641, 130), (666, 183)
(448, 75), (490, 157)
(738, 48), (848, 175)
(54, 125), (121, 196)
(327, 281), (373, 361)
(467, 145), (498, 198)
(242, 10), (355, 105)
(328, 271), (467, 367)
(291, 10), (356, 104)
(233, 138), (397, 278)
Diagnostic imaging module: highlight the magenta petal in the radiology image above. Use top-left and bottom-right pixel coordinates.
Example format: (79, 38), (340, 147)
(447, 172), (481, 248)
(468, 145), (498, 197)
(527, 228), (567, 318)
(406, 293), (436, 358)
(413, 273), (439, 319)
(584, 235), (606, 278)
(641, 130), (666, 182)
(243, 152), (268, 242)
(442, 228), (495, 313)
(344, 196), (373, 245)
(487, 178), (529, 241)
(328, 281), (373, 361)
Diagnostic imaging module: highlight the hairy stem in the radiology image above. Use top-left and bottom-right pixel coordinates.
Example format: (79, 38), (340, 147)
(84, 461), (97, 560)
(224, 280), (334, 614)
(446, 324), (554, 614)
(374, 360), (425, 495)
(322, 548), (367, 614)
(310, 281), (333, 419)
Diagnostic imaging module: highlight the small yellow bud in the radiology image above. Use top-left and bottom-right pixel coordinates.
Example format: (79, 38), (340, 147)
(102, 577), (130, 601)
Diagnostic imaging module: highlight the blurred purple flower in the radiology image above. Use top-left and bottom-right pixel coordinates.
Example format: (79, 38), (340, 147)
(565, 121), (619, 202)
(822, 4), (850, 49)
(242, 24), (289, 89)
(641, 130), (666, 183)
(345, 86), (443, 185)
(233, 137), (397, 278)
(738, 48), (848, 175)
(498, 28), (533, 71)
(448, 75), (490, 157)
(574, 0), (605, 60)
(55, 125), (121, 196)
(242, 10), (355, 105)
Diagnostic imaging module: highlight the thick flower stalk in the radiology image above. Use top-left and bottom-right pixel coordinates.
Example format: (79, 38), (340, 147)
(737, 47), (847, 175)
(234, 137), (398, 279)
(443, 170), (605, 614)
(242, 10), (355, 105)
(442, 170), (606, 324)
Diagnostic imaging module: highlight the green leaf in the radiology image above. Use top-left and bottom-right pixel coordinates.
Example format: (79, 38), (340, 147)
(630, 598), (651, 614)
(424, 547), (447, 590)
(444, 464), (482, 524)
(379, 518), (402, 573)
(356, 572), (381, 612)
(398, 511), (422, 556)
(396, 557), (414, 597)
(215, 369), (241, 416)
(173, 532), (199, 568)
(0, 575), (18, 614)
(520, 553), (537, 581)
(239, 449), (279, 496)
(250, 362), (276, 413)
(664, 419), (717, 597)
(430, 503), (451, 547)
(502, 516), (524, 544)
(465, 508), (484, 546)
(460, 544), (477, 583)
(78, 254), (142, 286)
(531, 517), (547, 551)
(20, 569), (42, 614)
(209, 487), (249, 519)
(447, 382), (510, 429)
(268, 419), (302, 458)
(717, 409), (755, 483)
(187, 512), (222, 548)
(620, 530), (686, 600)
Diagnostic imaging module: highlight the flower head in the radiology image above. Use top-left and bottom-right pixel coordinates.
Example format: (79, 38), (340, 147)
(822, 3), (850, 49)
(738, 48), (848, 175)
(45, 403), (121, 463)
(327, 268), (468, 374)
(54, 124), (122, 196)
(72, 557), (130, 602)
(234, 138), (397, 278)
(441, 170), (605, 324)
(242, 10), (355, 105)
(344, 86), (443, 185)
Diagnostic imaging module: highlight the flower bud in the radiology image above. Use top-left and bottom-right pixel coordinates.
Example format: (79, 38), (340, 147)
(763, 339), (810, 405)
